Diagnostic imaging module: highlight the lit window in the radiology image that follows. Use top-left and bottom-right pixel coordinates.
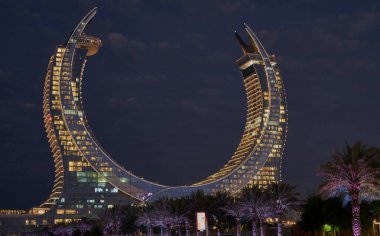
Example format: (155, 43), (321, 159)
(57, 210), (64, 214)
(65, 210), (76, 214)
(111, 188), (118, 193)
(95, 187), (103, 192)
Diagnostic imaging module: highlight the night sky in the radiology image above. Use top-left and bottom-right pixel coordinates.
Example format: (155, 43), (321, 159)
(0, 0), (380, 209)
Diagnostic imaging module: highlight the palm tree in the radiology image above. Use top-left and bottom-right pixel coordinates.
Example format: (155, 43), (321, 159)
(210, 191), (232, 236)
(185, 190), (210, 234)
(49, 222), (75, 236)
(74, 220), (93, 235)
(239, 186), (265, 236)
(169, 198), (189, 236)
(318, 141), (380, 236)
(256, 204), (271, 236)
(153, 198), (172, 236)
(99, 205), (125, 235)
(136, 211), (156, 236)
(221, 202), (246, 236)
(171, 213), (187, 236)
(266, 182), (300, 236)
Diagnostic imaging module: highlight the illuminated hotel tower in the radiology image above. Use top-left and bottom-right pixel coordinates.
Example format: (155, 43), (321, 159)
(0, 7), (287, 234)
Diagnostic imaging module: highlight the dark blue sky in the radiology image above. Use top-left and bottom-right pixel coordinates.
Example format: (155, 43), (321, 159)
(0, 0), (380, 209)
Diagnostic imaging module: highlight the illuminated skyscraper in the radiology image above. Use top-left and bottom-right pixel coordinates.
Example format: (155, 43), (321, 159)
(0, 8), (287, 235)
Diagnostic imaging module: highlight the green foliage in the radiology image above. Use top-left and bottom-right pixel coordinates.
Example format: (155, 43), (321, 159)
(322, 224), (340, 233)
(300, 196), (380, 232)
(299, 195), (350, 232)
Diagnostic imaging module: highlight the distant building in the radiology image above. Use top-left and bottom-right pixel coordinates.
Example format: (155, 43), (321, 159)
(0, 7), (287, 235)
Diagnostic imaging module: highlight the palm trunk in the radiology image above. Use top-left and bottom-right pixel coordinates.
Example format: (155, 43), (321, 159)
(185, 221), (190, 236)
(259, 219), (265, 236)
(148, 226), (153, 236)
(252, 220), (258, 236)
(351, 192), (361, 236)
(237, 218), (241, 236)
(177, 225), (182, 236)
(277, 219), (283, 236)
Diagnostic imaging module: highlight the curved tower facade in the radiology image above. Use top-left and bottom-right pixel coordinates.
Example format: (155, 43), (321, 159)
(0, 7), (287, 234)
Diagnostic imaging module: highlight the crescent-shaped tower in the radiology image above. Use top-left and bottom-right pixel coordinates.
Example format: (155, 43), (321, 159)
(0, 8), (287, 234)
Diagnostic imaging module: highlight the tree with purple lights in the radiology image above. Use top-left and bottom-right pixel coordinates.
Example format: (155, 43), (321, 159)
(265, 183), (300, 236)
(240, 186), (267, 236)
(318, 141), (380, 236)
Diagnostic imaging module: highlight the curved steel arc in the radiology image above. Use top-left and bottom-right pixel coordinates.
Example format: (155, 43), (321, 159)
(58, 9), (167, 202)
(192, 25), (277, 184)
(146, 25), (283, 200)
(56, 8), (286, 202)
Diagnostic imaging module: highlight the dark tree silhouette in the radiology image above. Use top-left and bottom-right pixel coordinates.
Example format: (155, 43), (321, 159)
(266, 183), (300, 236)
(221, 202), (245, 236)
